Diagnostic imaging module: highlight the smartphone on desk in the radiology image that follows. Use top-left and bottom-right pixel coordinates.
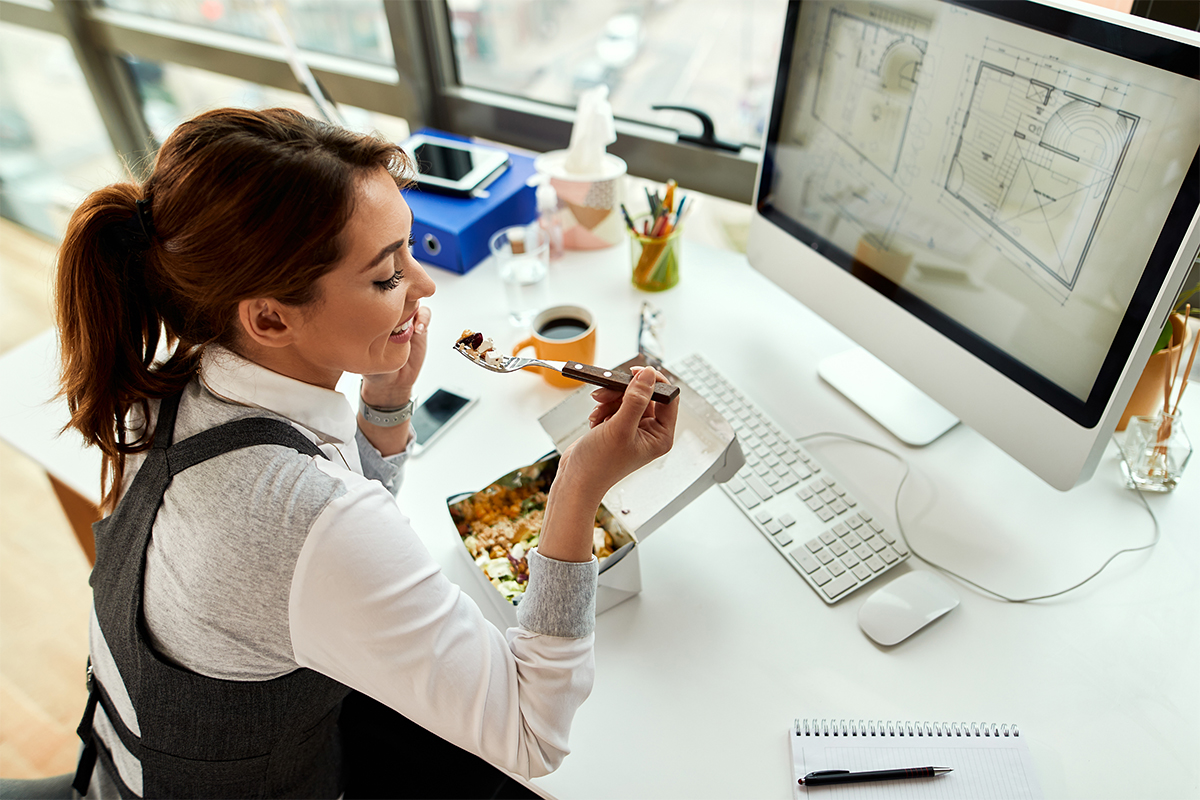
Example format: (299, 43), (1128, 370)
(403, 134), (510, 198)
(408, 387), (478, 457)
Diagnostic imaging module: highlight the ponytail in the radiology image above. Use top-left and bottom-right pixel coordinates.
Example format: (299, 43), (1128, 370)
(55, 107), (411, 512)
(55, 184), (195, 511)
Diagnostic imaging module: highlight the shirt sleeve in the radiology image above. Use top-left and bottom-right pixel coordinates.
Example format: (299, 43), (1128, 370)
(287, 467), (597, 779)
(354, 426), (414, 494)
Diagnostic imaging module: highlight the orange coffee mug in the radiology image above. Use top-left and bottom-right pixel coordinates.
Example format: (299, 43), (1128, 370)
(513, 305), (597, 389)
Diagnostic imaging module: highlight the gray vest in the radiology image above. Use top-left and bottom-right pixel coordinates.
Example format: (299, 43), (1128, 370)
(75, 390), (352, 798)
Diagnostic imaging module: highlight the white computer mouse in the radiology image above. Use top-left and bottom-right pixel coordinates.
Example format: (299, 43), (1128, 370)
(857, 570), (959, 646)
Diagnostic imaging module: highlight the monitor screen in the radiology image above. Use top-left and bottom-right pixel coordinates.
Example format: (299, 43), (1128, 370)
(749, 0), (1199, 489)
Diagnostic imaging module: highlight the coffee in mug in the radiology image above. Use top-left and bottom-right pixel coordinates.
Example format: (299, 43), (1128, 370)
(514, 306), (596, 389)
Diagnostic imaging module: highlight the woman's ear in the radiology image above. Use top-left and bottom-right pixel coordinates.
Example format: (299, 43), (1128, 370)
(237, 298), (296, 348)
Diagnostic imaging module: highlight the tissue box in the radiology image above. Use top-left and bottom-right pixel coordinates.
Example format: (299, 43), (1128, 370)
(405, 129), (537, 274)
(446, 358), (745, 627)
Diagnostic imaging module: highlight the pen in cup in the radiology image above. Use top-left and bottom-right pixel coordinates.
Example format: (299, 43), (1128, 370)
(799, 766), (952, 786)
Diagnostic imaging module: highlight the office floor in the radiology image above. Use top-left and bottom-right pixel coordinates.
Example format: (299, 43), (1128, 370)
(0, 217), (91, 779)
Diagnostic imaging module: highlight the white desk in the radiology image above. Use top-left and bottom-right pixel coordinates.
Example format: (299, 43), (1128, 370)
(2, 240), (1196, 799)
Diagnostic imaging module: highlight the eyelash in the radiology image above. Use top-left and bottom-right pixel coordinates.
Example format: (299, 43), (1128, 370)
(374, 235), (417, 291)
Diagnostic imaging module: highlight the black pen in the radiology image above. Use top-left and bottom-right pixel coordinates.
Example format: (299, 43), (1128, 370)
(800, 767), (952, 786)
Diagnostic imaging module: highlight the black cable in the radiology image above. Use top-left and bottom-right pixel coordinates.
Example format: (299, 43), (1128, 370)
(794, 432), (1162, 603)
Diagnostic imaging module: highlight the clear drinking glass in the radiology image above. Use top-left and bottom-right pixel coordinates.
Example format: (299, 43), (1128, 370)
(1119, 411), (1191, 492)
(490, 225), (551, 327)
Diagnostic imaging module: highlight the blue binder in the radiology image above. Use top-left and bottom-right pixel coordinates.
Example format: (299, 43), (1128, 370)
(404, 130), (538, 274)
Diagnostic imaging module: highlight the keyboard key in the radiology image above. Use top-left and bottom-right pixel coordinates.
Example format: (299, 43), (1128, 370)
(778, 513), (796, 527)
(790, 547), (820, 573)
(865, 555), (885, 572)
(816, 507), (835, 522)
(851, 563), (872, 580)
(797, 486), (814, 500)
(822, 571), (859, 600)
(830, 540), (849, 557)
(819, 531), (836, 545)
(736, 492), (760, 510)
(841, 551), (860, 568)
(866, 536), (887, 553)
(777, 473), (800, 491)
(805, 497), (824, 512)
(815, 549), (835, 565)
(754, 510), (772, 524)
(829, 499), (848, 515)
(772, 463), (790, 477)
(880, 546), (899, 564)
(828, 560), (846, 577)
(846, 515), (864, 529)
(832, 523), (850, 536)
(775, 532), (794, 547)
(843, 494), (858, 507)
(764, 520), (783, 535)
(852, 544), (872, 560)
(744, 474), (774, 500)
(817, 488), (836, 504)
(810, 568), (832, 586)
(843, 533), (863, 548)
(822, 476), (837, 487)
(806, 537), (823, 553)
(727, 476), (747, 494)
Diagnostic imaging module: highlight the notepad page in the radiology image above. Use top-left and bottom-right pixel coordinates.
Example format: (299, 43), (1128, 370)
(790, 728), (1043, 800)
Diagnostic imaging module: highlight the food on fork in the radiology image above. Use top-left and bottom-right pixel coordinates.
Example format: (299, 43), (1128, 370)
(455, 329), (505, 367)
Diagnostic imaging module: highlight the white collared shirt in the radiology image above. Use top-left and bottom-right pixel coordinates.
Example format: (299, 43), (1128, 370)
(88, 348), (597, 796)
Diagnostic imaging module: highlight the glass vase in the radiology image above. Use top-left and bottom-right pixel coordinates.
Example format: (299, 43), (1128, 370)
(1119, 411), (1191, 492)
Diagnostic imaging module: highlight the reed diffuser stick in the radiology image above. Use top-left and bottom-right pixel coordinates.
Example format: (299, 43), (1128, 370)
(1169, 316), (1198, 416)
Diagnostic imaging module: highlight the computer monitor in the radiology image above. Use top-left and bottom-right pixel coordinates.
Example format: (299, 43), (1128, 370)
(748, 0), (1200, 490)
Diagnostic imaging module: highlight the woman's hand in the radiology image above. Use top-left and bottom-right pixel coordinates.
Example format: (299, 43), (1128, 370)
(573, 365), (678, 490)
(360, 305), (432, 408)
(357, 305), (431, 456)
(537, 366), (679, 563)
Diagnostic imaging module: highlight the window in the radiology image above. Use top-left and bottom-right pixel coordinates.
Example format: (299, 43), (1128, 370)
(102, 0), (395, 64)
(0, 22), (123, 238)
(448, 0), (786, 149)
(124, 57), (410, 145)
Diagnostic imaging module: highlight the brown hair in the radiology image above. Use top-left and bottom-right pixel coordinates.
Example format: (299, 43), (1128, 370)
(56, 107), (412, 510)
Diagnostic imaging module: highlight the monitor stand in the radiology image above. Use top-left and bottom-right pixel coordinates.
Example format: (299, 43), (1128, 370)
(818, 347), (959, 446)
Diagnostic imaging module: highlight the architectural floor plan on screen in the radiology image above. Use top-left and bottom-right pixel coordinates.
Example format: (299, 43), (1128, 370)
(945, 41), (1138, 295)
(814, 7), (929, 180)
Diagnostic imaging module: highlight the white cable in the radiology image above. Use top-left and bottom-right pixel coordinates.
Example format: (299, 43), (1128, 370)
(794, 432), (1162, 603)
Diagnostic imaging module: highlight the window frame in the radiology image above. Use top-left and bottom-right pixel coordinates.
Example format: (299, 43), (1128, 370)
(1, 0), (761, 201)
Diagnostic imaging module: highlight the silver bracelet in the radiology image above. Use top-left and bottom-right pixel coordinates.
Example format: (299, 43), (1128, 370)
(359, 395), (415, 427)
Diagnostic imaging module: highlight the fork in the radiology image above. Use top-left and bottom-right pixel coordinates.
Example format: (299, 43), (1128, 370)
(456, 347), (679, 404)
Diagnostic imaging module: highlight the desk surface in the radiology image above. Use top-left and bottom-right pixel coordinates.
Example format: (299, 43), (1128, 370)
(2, 240), (1196, 799)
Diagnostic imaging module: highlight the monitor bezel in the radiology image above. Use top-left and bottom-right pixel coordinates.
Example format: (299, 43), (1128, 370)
(755, 0), (1200, 431)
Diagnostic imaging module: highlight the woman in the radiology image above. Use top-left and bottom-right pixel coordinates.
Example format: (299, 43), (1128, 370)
(56, 107), (677, 798)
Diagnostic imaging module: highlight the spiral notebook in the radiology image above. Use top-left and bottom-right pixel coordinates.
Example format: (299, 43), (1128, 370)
(791, 719), (1043, 799)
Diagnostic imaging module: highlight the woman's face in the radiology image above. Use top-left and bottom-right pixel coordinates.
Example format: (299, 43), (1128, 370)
(286, 166), (436, 387)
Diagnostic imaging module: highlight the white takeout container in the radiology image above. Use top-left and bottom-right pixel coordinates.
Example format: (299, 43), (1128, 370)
(449, 357), (744, 626)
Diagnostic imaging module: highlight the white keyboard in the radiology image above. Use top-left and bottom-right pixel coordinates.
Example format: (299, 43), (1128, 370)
(671, 354), (909, 604)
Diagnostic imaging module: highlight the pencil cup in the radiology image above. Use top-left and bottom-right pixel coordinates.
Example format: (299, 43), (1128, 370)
(1118, 411), (1191, 492)
(629, 216), (681, 292)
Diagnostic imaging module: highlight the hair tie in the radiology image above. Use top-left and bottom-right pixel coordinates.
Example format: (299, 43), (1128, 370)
(135, 198), (156, 241)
